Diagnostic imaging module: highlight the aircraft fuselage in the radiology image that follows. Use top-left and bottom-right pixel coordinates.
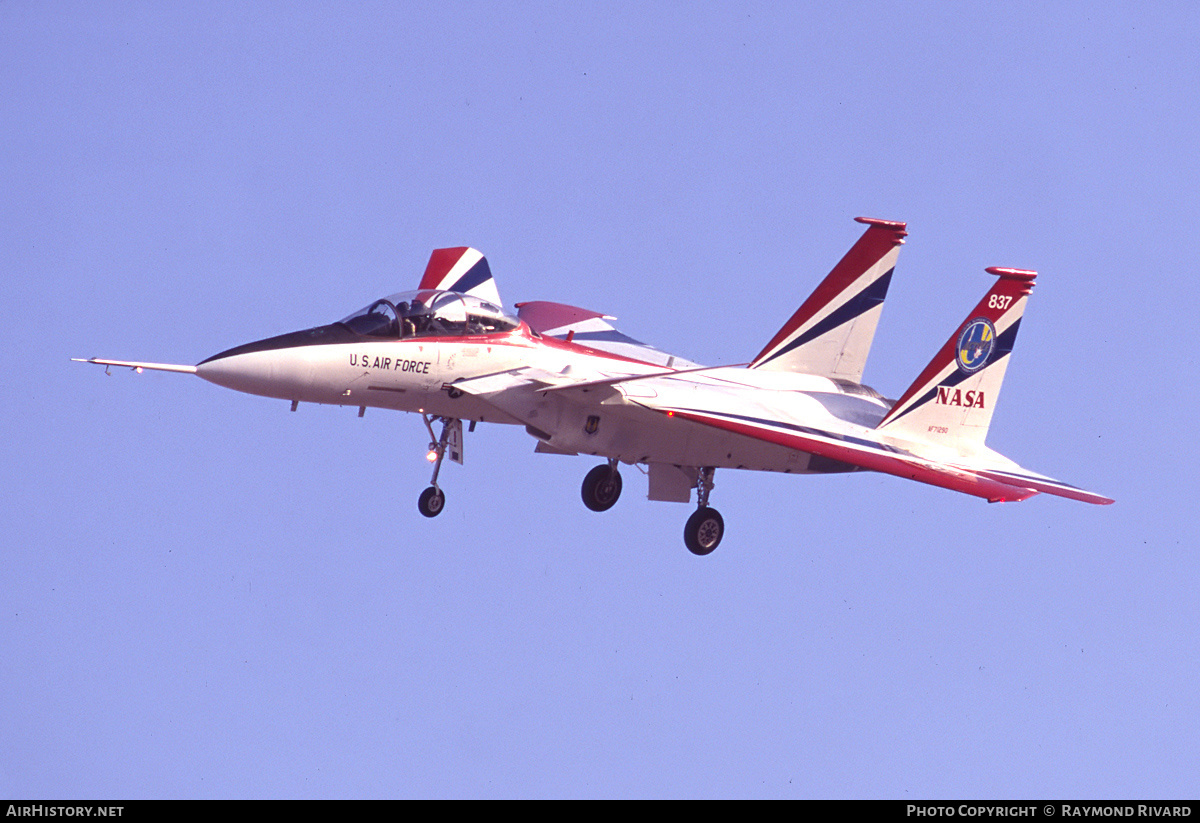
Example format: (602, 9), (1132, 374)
(195, 320), (896, 476)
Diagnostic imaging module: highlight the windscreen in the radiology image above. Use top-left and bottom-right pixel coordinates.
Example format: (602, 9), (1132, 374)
(339, 290), (519, 339)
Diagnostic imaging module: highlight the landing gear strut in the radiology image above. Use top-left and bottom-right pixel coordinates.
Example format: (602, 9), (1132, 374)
(581, 460), (622, 512)
(418, 415), (460, 518)
(683, 467), (723, 555)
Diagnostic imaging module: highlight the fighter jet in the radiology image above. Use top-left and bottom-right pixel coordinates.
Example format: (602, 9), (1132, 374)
(77, 217), (1111, 555)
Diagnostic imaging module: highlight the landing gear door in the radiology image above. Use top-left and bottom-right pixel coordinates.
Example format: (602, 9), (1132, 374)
(647, 463), (695, 503)
(445, 418), (464, 465)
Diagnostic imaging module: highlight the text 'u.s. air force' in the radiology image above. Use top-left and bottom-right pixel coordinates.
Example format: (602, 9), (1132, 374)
(348, 354), (431, 373)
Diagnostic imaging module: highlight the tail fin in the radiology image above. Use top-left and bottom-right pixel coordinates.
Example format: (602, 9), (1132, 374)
(749, 216), (907, 381)
(419, 247), (502, 307)
(877, 267), (1037, 450)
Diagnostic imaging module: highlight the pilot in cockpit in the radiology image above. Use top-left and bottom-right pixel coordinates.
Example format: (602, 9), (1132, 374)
(395, 301), (415, 338)
(407, 299), (428, 336)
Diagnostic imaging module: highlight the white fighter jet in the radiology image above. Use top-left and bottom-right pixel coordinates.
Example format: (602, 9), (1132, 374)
(76, 217), (1112, 555)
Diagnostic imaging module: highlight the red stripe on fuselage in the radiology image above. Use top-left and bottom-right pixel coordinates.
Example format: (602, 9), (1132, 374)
(668, 408), (1037, 503)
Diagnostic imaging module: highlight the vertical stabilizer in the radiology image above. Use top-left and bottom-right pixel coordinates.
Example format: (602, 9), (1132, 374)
(419, 247), (501, 307)
(750, 216), (907, 381)
(877, 267), (1037, 451)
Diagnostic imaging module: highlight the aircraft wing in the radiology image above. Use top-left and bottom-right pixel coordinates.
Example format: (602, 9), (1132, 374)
(446, 366), (565, 395)
(538, 362), (749, 398)
(445, 363), (652, 420)
(636, 401), (1112, 505)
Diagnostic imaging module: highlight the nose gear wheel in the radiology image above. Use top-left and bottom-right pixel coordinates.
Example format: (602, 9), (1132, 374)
(418, 486), (445, 518)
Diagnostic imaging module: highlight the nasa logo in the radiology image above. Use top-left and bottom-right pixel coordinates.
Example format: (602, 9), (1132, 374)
(956, 317), (995, 373)
(936, 386), (986, 408)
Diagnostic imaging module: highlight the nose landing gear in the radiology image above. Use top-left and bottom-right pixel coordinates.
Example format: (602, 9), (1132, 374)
(418, 415), (462, 518)
(683, 467), (723, 555)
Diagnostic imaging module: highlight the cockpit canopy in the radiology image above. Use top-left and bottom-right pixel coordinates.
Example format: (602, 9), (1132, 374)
(339, 290), (520, 339)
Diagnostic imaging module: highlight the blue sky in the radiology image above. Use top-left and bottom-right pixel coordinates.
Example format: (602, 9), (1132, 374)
(3, 1), (1197, 798)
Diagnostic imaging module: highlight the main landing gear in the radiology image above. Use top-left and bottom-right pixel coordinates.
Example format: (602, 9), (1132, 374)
(417, 415), (461, 518)
(580, 461), (724, 555)
(683, 467), (723, 556)
(581, 460), (622, 511)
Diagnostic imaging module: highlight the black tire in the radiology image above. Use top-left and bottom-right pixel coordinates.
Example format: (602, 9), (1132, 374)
(581, 464), (622, 512)
(684, 507), (724, 555)
(418, 486), (446, 518)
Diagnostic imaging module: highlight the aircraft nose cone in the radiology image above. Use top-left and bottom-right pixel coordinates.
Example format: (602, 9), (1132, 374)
(195, 349), (278, 395)
(196, 323), (359, 400)
(196, 326), (328, 398)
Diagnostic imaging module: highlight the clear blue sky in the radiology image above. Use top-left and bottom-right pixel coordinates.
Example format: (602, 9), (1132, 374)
(3, 1), (1196, 798)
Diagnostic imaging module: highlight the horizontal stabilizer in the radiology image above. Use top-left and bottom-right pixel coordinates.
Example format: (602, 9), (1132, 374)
(632, 395), (1111, 506)
(645, 404), (1039, 503)
(969, 467), (1114, 505)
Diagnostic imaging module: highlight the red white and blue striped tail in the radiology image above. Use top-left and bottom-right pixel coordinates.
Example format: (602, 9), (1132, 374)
(749, 216), (907, 381)
(418, 247), (501, 307)
(877, 266), (1036, 451)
